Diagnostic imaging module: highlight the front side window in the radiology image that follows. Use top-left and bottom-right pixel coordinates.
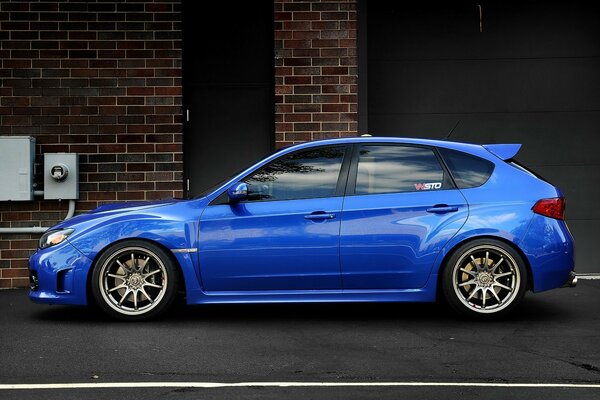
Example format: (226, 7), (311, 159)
(355, 145), (448, 195)
(243, 145), (346, 201)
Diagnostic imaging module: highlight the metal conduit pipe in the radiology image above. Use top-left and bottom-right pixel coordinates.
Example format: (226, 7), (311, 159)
(0, 199), (76, 234)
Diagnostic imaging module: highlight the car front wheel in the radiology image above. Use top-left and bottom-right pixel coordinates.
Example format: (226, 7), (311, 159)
(91, 240), (178, 321)
(442, 239), (528, 319)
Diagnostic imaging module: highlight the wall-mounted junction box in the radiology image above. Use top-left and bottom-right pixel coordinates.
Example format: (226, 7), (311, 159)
(44, 153), (79, 200)
(0, 136), (36, 201)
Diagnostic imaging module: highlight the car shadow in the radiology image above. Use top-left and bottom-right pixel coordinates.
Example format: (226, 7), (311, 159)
(29, 294), (574, 326)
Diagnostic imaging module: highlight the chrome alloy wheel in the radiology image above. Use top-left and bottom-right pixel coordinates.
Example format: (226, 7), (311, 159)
(451, 244), (521, 314)
(98, 246), (168, 316)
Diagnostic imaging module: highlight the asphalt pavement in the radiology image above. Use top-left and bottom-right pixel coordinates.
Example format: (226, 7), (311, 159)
(0, 280), (599, 400)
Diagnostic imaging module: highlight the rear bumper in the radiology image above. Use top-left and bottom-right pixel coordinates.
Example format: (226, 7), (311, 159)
(520, 215), (575, 292)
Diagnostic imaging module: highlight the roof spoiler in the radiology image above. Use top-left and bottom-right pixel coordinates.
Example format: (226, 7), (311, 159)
(482, 143), (522, 160)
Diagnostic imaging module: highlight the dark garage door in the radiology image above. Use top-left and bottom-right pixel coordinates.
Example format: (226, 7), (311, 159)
(182, 1), (274, 196)
(361, 1), (600, 273)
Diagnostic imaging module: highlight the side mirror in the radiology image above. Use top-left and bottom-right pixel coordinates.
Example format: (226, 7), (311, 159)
(227, 182), (248, 202)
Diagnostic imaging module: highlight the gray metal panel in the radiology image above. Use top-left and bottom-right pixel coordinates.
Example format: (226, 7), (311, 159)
(367, 112), (600, 166)
(564, 220), (599, 274)
(0, 136), (35, 201)
(364, 1), (600, 272)
(368, 58), (600, 115)
(533, 166), (600, 221)
(43, 153), (79, 200)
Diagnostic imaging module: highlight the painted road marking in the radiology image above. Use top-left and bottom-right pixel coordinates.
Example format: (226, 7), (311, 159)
(1, 382), (600, 390)
(577, 274), (600, 280)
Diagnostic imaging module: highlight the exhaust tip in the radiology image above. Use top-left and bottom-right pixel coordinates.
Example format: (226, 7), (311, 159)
(564, 271), (577, 288)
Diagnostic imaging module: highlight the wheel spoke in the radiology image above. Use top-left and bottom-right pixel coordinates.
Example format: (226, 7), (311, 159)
(140, 287), (154, 303)
(491, 288), (502, 304)
(494, 271), (513, 279)
(133, 289), (138, 310)
(484, 251), (489, 271)
(490, 257), (504, 273)
(458, 279), (477, 287)
(139, 256), (151, 270)
(144, 282), (163, 289)
(466, 286), (480, 301)
(493, 282), (512, 291)
(118, 288), (131, 306)
(107, 273), (126, 281)
(470, 255), (481, 271)
(107, 283), (126, 293)
(143, 269), (161, 279)
(116, 259), (131, 273)
(481, 288), (487, 308)
(459, 267), (477, 277)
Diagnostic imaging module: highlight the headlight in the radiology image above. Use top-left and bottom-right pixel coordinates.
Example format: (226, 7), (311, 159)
(39, 228), (74, 249)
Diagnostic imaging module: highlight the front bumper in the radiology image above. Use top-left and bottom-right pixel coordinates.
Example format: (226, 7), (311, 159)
(28, 242), (91, 306)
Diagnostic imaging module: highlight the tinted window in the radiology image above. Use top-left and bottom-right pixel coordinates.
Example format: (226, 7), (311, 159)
(355, 145), (448, 194)
(243, 145), (346, 201)
(439, 148), (494, 188)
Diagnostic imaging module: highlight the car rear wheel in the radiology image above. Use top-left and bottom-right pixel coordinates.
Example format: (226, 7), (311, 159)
(91, 240), (178, 321)
(442, 239), (528, 319)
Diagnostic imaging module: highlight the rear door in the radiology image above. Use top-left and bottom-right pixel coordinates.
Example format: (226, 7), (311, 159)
(340, 144), (468, 289)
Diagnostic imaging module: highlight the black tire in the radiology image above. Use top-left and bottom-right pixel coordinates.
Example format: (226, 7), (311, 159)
(442, 239), (528, 319)
(91, 240), (178, 321)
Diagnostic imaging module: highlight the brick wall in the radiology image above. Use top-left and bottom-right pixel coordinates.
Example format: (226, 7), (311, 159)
(0, 0), (359, 289)
(274, 0), (358, 148)
(0, 0), (183, 288)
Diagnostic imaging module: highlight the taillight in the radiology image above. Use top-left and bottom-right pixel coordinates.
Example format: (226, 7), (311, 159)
(532, 197), (565, 220)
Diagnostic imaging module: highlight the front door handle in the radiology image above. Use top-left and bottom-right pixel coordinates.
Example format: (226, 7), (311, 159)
(304, 211), (336, 220)
(426, 204), (459, 214)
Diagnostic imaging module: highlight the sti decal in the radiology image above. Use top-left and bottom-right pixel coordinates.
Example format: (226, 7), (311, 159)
(414, 182), (442, 190)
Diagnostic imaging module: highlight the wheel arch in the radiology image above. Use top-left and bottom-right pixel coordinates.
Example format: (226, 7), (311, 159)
(435, 235), (534, 299)
(85, 237), (187, 306)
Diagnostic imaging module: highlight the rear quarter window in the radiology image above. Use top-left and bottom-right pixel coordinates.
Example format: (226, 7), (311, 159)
(439, 148), (494, 188)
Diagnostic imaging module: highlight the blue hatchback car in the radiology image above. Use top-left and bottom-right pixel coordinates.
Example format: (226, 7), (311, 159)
(29, 137), (576, 320)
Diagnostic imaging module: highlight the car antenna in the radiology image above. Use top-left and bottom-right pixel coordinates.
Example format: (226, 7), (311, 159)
(443, 120), (461, 140)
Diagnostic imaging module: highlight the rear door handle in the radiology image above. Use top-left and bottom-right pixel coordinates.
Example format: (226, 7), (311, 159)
(426, 205), (459, 214)
(304, 212), (336, 220)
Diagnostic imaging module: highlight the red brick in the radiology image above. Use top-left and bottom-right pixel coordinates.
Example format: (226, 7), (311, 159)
(12, 278), (29, 288)
(285, 113), (312, 122)
(0, 279), (12, 289)
(313, 113), (340, 122)
(1, 250), (32, 259)
(1, 268), (29, 278)
(283, 21), (311, 30)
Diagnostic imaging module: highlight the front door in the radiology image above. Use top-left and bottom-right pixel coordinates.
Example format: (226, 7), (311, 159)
(198, 145), (349, 291)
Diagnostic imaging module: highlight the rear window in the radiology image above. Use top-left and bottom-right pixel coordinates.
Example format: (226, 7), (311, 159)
(508, 159), (550, 183)
(439, 148), (494, 188)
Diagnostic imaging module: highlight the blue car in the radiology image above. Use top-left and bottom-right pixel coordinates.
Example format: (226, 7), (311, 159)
(29, 137), (576, 320)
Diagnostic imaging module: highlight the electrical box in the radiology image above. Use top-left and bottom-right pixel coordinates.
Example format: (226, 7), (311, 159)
(44, 153), (79, 200)
(0, 136), (36, 201)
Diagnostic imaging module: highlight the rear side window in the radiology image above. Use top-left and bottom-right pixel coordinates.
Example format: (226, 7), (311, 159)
(355, 145), (450, 195)
(439, 148), (494, 188)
